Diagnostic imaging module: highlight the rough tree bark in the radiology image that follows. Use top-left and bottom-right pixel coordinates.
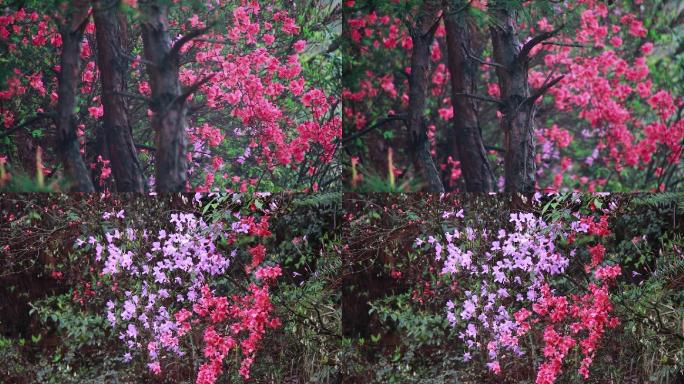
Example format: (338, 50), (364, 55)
(489, 2), (564, 194)
(56, 0), (95, 192)
(94, 0), (146, 192)
(407, 0), (445, 192)
(90, 114), (110, 190)
(489, 3), (537, 194)
(139, 0), (188, 192)
(444, 3), (495, 192)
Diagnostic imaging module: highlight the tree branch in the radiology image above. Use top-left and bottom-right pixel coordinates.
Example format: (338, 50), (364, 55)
(0, 112), (56, 140)
(192, 38), (233, 45)
(542, 41), (588, 48)
(69, 6), (93, 34)
(168, 25), (214, 63)
(453, 92), (503, 105)
(519, 24), (565, 62)
(176, 74), (216, 105)
(114, 90), (151, 103)
(423, 13), (443, 40)
(462, 42), (506, 69)
(122, 53), (157, 68)
(525, 75), (565, 105)
(343, 114), (407, 143)
(187, 102), (206, 116)
(445, 0), (474, 16)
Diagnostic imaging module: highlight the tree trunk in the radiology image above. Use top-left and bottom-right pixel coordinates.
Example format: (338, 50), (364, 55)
(56, 0), (95, 192)
(140, 0), (187, 192)
(444, 6), (495, 192)
(94, 0), (146, 192)
(90, 119), (110, 190)
(490, 3), (536, 194)
(407, 0), (445, 193)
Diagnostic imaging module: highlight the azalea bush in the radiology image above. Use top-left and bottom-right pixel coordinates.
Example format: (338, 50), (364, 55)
(0, 0), (341, 192)
(0, 193), (343, 383)
(423, 208), (621, 382)
(341, 193), (684, 383)
(343, 0), (684, 192)
(81, 208), (280, 382)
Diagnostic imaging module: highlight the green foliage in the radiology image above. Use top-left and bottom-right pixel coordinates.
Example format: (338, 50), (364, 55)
(634, 192), (684, 211)
(0, 168), (57, 192)
(206, 192), (343, 382)
(29, 294), (107, 351)
(0, 290), (135, 384)
(0, 193), (344, 383)
(612, 234), (684, 383)
(342, 193), (684, 383)
(369, 293), (451, 347)
(262, 236), (342, 382)
(0, 335), (30, 383)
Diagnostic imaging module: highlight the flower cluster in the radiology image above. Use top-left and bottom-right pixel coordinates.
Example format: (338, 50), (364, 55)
(418, 203), (621, 383)
(533, 0), (683, 190)
(171, 2), (340, 190)
(192, 282), (281, 383)
(422, 212), (568, 370)
(79, 208), (280, 382)
(524, 280), (620, 384)
(344, 0), (682, 191)
(0, 1), (340, 191)
(519, 213), (621, 383)
(80, 213), (230, 364)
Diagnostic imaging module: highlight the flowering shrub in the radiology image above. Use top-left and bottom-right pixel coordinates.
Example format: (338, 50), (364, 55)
(413, 196), (623, 383)
(79, 207), (281, 382)
(343, 0), (683, 192)
(0, 1), (340, 192)
(0, 193), (343, 383)
(421, 213), (568, 366)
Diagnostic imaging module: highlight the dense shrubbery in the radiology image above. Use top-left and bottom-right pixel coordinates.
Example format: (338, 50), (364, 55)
(0, 0), (341, 192)
(0, 193), (342, 383)
(1, 192), (683, 383)
(341, 193), (684, 383)
(343, 0), (684, 192)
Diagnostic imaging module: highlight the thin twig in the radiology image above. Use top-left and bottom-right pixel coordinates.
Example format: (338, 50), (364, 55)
(114, 91), (151, 103)
(519, 24), (565, 61)
(343, 114), (407, 143)
(176, 74), (216, 105)
(168, 25), (214, 63)
(454, 92), (503, 105)
(0, 112), (55, 140)
(525, 75), (565, 105)
(462, 42), (506, 69)
(542, 41), (588, 48)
